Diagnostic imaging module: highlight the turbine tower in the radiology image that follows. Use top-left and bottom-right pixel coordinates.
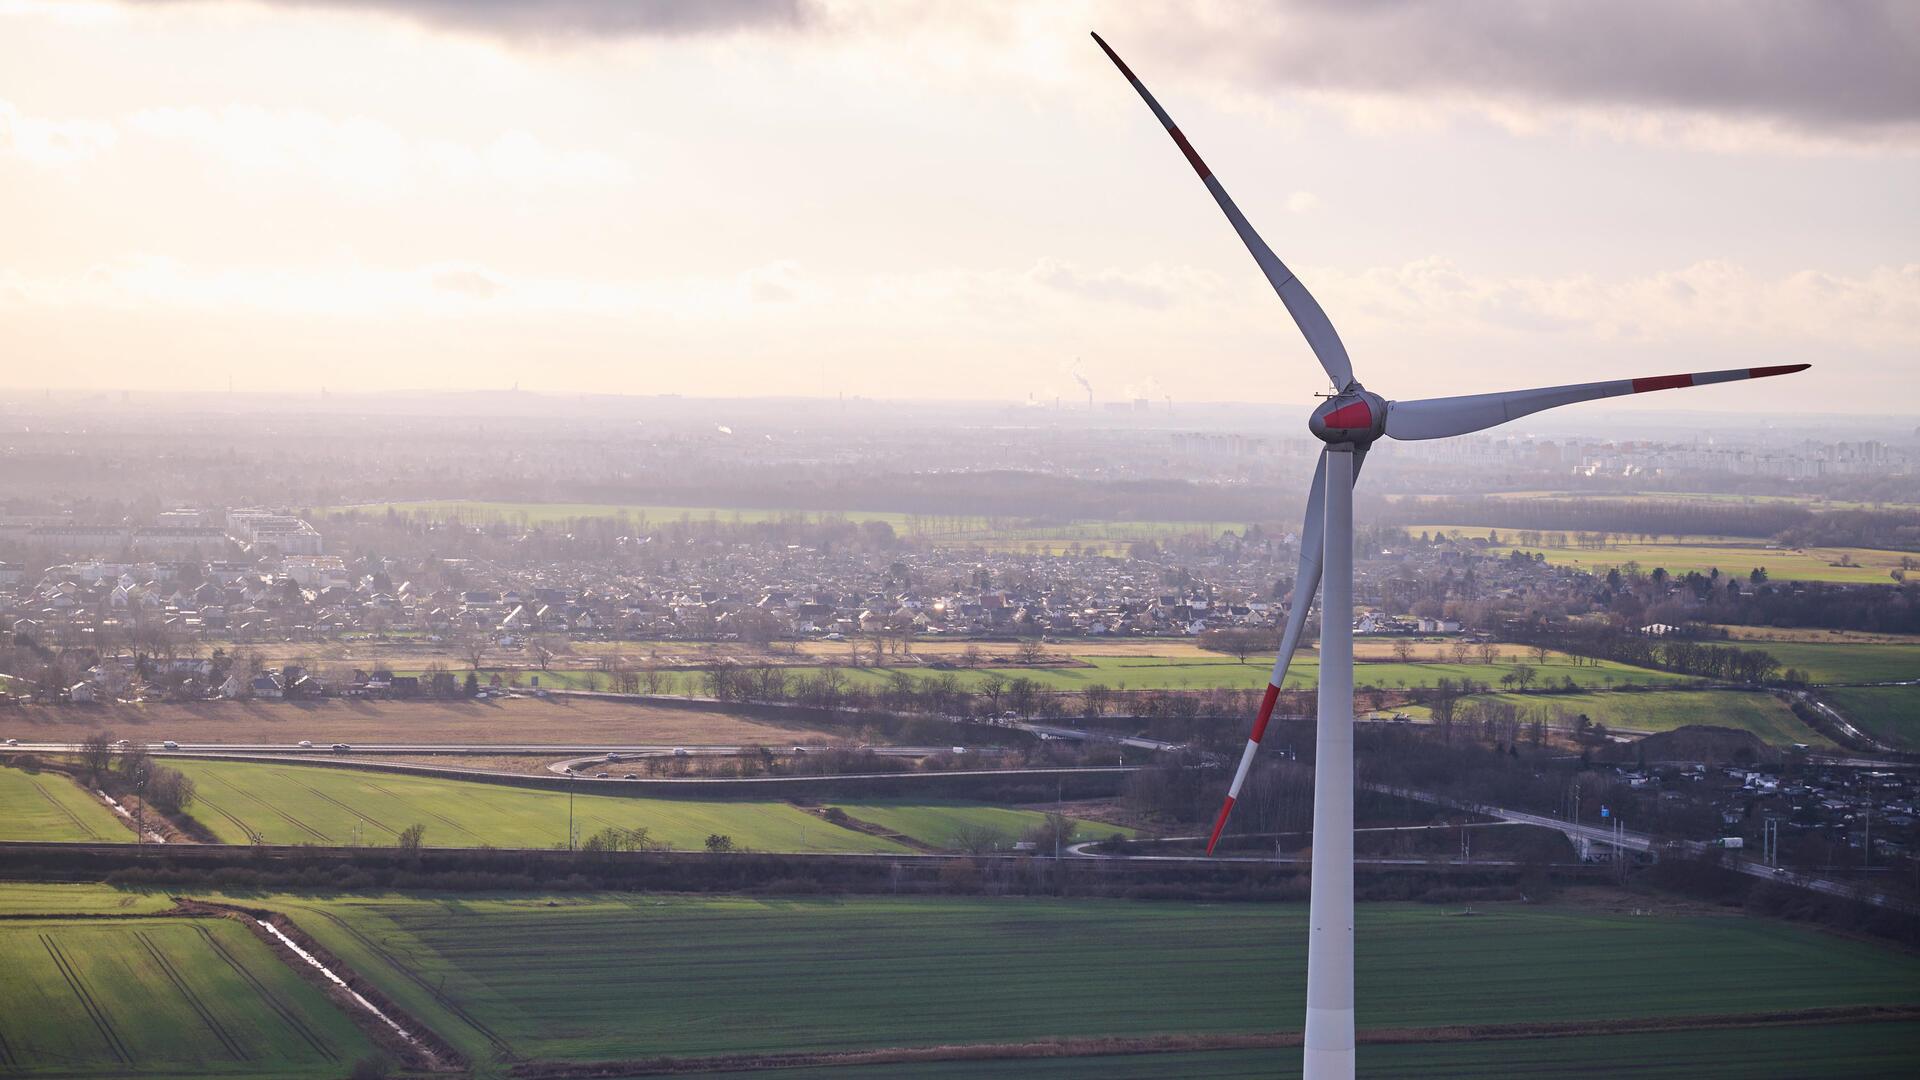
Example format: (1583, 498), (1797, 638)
(1092, 32), (1808, 1080)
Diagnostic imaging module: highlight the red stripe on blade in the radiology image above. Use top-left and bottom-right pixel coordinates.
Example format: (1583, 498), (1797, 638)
(1090, 33), (1140, 85)
(1249, 683), (1282, 743)
(1631, 373), (1695, 393)
(1205, 796), (1236, 855)
(1749, 363), (1812, 379)
(1168, 127), (1211, 179)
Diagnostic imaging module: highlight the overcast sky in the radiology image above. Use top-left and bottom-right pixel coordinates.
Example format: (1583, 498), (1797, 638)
(2, 0), (1915, 411)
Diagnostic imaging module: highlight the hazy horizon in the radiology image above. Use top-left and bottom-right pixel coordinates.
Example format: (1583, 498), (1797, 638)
(2, 0), (1915, 412)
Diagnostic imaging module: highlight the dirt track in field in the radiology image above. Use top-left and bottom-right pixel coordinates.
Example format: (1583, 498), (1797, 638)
(1, 699), (836, 748)
(509, 1004), (1920, 1076)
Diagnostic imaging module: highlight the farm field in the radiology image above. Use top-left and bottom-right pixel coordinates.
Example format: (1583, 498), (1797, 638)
(0, 697), (834, 749)
(323, 500), (1248, 554)
(782, 653), (1688, 695)
(1468, 489), (1920, 513)
(244, 635), (1561, 668)
(0, 913), (374, 1077)
(0, 882), (177, 916)
(0, 764), (130, 843)
(829, 799), (1130, 847)
(1716, 626), (1920, 646)
(689, 1022), (1920, 1078)
(1406, 524), (1906, 584)
(1822, 686), (1920, 752)
(1732, 641), (1920, 685)
(171, 758), (912, 851)
(250, 893), (1920, 1071)
(363, 647), (1685, 698)
(1425, 689), (1831, 746)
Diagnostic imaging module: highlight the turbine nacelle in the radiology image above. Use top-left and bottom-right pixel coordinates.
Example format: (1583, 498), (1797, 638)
(1308, 388), (1387, 445)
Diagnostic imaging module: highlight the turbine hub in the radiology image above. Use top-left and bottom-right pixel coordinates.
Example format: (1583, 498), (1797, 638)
(1309, 388), (1387, 445)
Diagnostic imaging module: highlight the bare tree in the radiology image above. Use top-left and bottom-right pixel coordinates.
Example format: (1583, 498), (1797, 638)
(79, 731), (116, 783)
(462, 631), (488, 671)
(1081, 683), (1113, 719)
(1391, 639), (1415, 663)
(1015, 639), (1047, 666)
(1429, 679), (1460, 743)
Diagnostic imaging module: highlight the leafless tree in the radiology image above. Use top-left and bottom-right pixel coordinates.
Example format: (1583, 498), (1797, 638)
(79, 731), (116, 783)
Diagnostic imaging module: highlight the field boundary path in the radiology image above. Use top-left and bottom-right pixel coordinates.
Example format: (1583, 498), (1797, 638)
(504, 1003), (1920, 1077)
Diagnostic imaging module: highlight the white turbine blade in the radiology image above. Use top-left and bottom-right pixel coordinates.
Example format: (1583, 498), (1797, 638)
(1092, 32), (1356, 392)
(1207, 447), (1366, 854)
(1385, 363), (1811, 441)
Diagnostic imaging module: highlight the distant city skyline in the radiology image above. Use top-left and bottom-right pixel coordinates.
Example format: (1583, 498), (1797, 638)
(1, 0), (1915, 411)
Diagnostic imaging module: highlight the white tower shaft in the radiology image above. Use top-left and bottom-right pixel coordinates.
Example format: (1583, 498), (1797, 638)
(1303, 445), (1355, 1080)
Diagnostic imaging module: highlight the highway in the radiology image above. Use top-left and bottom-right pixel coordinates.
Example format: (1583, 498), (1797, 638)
(1373, 783), (1920, 916)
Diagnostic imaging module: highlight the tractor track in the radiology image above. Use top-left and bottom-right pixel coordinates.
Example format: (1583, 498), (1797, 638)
(364, 780), (486, 842)
(191, 795), (266, 844)
(194, 923), (339, 1061)
(34, 782), (103, 840)
(229, 777), (330, 843)
(307, 907), (513, 1057)
(302, 784), (397, 839)
(39, 932), (131, 1065)
(135, 929), (247, 1062)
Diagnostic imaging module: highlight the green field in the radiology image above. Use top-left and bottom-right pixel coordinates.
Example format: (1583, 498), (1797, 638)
(1822, 686), (1920, 752)
(2, 886), (1914, 1078)
(0, 915), (373, 1077)
(172, 759), (910, 852)
(689, 1023), (1920, 1078)
(0, 765), (130, 843)
(1426, 689), (1831, 746)
(1738, 641), (1920, 684)
(1409, 525), (1907, 585)
(438, 649), (1687, 699)
(831, 799), (1129, 847)
(1470, 490), (1920, 513)
(251, 893), (1919, 1071)
(803, 653), (1688, 694)
(168, 759), (1081, 852)
(0, 882), (177, 916)
(322, 500), (1247, 553)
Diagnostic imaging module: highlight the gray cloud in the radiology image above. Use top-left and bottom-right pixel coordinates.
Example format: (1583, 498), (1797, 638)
(1139, 0), (1918, 134)
(216, 0), (814, 40)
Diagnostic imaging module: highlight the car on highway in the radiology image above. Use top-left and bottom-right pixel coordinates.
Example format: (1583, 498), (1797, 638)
(3, 738), (17, 746)
(161, 740), (179, 749)
(594, 772), (607, 778)
(331, 743), (351, 753)
(672, 747), (689, 757)
(113, 739), (132, 749)
(622, 773), (638, 780)
(297, 740), (313, 748)
(791, 745), (808, 755)
(605, 752), (622, 762)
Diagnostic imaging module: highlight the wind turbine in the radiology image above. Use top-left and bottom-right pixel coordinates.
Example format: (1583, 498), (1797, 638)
(1091, 33), (1807, 1080)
